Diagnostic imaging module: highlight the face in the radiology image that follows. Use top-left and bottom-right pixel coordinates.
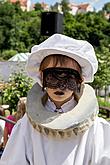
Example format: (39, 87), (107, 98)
(41, 56), (82, 105)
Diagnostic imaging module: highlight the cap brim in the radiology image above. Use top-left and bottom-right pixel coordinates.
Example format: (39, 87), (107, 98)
(26, 47), (94, 83)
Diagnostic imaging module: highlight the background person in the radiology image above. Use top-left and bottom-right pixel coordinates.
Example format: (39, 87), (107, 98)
(3, 114), (16, 147)
(3, 97), (26, 147)
(0, 107), (5, 158)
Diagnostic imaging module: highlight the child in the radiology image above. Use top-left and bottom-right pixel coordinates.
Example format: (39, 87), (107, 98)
(1, 34), (110, 164)
(2, 97), (26, 148)
(3, 114), (16, 147)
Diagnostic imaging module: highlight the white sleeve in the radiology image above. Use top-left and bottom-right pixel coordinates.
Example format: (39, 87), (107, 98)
(0, 115), (32, 165)
(91, 117), (110, 165)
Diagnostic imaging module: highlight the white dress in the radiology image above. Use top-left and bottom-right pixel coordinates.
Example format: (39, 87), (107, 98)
(0, 84), (110, 165)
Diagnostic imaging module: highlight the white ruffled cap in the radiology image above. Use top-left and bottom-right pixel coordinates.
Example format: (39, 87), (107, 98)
(26, 34), (98, 84)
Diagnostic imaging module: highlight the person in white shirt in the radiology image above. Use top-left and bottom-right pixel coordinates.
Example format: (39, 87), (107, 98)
(1, 34), (110, 165)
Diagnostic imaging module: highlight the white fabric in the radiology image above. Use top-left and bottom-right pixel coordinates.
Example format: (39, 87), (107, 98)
(26, 34), (98, 84)
(27, 84), (98, 130)
(0, 83), (110, 164)
(0, 115), (110, 165)
(0, 120), (5, 130)
(8, 53), (30, 62)
(0, 119), (5, 143)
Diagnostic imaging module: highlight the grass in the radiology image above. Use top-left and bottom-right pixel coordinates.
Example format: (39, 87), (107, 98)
(97, 96), (110, 107)
(97, 96), (110, 120)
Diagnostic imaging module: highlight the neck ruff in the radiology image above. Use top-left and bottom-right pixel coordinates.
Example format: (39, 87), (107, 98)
(26, 83), (99, 139)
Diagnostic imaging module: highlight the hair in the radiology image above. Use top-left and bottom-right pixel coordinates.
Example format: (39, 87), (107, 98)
(15, 97), (27, 121)
(0, 107), (5, 116)
(40, 54), (82, 74)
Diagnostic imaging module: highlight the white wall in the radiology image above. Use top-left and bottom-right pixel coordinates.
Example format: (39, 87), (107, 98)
(0, 61), (27, 82)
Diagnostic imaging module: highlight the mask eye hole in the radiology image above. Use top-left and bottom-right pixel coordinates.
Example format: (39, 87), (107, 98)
(46, 74), (52, 82)
(46, 74), (57, 84)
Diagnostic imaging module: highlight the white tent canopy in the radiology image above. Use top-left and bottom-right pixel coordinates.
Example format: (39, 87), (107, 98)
(0, 53), (30, 81)
(8, 52), (30, 62)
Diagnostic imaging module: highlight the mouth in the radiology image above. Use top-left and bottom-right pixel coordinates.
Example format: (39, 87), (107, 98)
(54, 91), (64, 95)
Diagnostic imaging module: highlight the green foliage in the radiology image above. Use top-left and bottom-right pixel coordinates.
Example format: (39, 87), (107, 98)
(98, 96), (110, 107)
(98, 97), (110, 119)
(2, 73), (33, 113)
(102, 2), (110, 13)
(0, 2), (41, 54)
(34, 3), (43, 11)
(0, 50), (18, 61)
(0, 1), (22, 52)
(64, 12), (109, 47)
(60, 0), (71, 15)
(92, 47), (110, 89)
(8, 10), (41, 52)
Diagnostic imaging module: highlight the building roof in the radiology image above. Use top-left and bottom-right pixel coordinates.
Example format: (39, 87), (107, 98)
(78, 3), (90, 10)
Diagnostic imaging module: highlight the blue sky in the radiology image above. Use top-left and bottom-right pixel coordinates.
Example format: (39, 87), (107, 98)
(33, 0), (110, 11)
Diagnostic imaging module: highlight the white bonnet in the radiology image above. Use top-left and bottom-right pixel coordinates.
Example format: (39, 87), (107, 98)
(26, 34), (98, 85)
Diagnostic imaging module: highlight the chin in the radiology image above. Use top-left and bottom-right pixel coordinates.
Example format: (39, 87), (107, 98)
(47, 89), (73, 103)
(52, 95), (68, 102)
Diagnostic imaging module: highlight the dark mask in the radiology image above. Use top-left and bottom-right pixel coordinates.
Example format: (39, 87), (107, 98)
(42, 67), (82, 93)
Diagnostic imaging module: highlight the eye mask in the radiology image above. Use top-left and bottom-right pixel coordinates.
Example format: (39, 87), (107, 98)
(42, 67), (82, 92)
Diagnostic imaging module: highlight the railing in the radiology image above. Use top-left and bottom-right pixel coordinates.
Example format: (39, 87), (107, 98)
(0, 115), (16, 124)
(0, 107), (110, 123)
(99, 106), (110, 118)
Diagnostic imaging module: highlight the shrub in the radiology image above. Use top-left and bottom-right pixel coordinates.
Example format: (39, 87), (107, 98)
(3, 72), (33, 114)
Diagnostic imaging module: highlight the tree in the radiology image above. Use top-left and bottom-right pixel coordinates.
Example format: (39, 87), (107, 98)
(1, 50), (17, 61)
(34, 3), (43, 11)
(60, 0), (71, 15)
(102, 2), (110, 13)
(0, 1), (22, 52)
(92, 47), (110, 92)
(3, 73), (33, 113)
(64, 12), (110, 48)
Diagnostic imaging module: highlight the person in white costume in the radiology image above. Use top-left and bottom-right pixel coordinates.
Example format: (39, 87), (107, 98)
(1, 34), (110, 165)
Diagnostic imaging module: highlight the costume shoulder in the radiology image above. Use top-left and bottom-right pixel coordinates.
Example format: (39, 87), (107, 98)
(0, 114), (33, 165)
(94, 117), (110, 136)
(91, 117), (110, 164)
